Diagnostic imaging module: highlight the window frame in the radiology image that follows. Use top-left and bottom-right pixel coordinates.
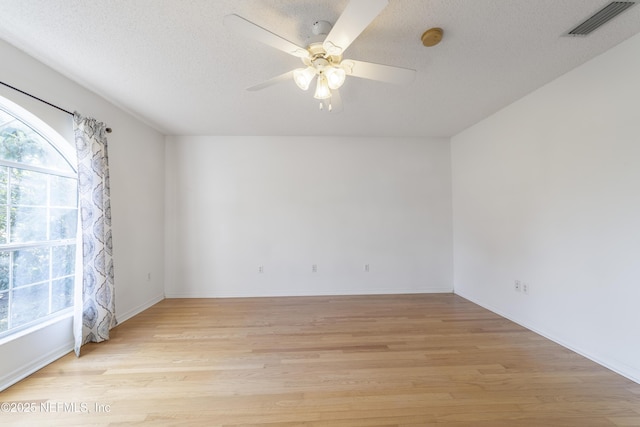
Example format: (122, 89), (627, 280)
(0, 95), (78, 342)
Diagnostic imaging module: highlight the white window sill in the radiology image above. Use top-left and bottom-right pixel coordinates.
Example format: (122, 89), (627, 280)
(0, 310), (73, 346)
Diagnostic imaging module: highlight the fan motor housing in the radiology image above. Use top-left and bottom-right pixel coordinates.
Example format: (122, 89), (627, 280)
(304, 42), (342, 67)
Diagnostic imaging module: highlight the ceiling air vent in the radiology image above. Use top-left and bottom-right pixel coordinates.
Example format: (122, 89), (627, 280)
(567, 1), (637, 36)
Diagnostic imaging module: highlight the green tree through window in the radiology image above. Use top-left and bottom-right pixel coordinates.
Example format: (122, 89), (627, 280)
(0, 101), (77, 337)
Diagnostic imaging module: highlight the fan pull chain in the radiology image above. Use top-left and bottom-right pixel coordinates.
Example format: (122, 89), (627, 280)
(318, 99), (333, 112)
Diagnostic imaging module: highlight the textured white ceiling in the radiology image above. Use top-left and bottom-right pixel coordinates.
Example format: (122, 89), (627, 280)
(0, 0), (639, 137)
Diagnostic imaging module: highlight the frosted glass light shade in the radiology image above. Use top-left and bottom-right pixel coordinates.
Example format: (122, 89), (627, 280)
(293, 67), (316, 91)
(314, 75), (331, 99)
(325, 67), (346, 90)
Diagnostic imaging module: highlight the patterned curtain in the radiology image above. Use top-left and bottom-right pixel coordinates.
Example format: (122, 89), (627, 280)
(73, 112), (116, 356)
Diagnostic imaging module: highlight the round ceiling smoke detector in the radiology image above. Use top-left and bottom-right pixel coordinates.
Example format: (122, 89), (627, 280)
(421, 27), (443, 47)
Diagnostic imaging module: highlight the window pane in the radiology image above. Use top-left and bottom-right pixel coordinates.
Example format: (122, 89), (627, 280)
(11, 168), (48, 207)
(50, 175), (77, 207)
(10, 206), (48, 243)
(51, 277), (73, 312)
(0, 205), (6, 244)
(13, 247), (50, 287)
(11, 283), (49, 327)
(50, 208), (77, 240)
(0, 116), (72, 173)
(0, 251), (8, 291)
(52, 244), (75, 278)
(0, 291), (7, 332)
(0, 168), (6, 244)
(0, 166), (7, 204)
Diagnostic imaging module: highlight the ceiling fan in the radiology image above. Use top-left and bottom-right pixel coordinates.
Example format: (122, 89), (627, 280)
(223, 0), (416, 112)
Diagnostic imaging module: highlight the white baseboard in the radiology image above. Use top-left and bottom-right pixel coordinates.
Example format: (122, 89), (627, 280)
(164, 286), (453, 298)
(454, 289), (640, 385)
(116, 293), (165, 324)
(0, 338), (73, 392)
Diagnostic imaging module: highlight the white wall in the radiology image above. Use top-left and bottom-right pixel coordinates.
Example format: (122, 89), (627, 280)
(451, 32), (640, 383)
(165, 136), (452, 297)
(0, 39), (166, 390)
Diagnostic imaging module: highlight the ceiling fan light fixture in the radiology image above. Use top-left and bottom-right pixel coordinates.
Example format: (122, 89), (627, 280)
(293, 67), (316, 90)
(314, 74), (331, 99)
(325, 67), (346, 90)
(226, 0), (417, 111)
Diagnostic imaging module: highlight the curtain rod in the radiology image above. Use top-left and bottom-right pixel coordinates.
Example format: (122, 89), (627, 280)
(0, 80), (112, 133)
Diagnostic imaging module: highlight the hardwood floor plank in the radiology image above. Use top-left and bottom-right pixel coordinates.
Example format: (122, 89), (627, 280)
(1, 294), (638, 426)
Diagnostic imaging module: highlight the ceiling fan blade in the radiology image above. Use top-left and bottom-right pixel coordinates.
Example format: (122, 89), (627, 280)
(323, 0), (388, 54)
(224, 14), (309, 58)
(344, 59), (416, 85)
(247, 70), (294, 91)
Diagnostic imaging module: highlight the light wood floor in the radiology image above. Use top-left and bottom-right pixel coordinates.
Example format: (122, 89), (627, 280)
(1, 294), (639, 426)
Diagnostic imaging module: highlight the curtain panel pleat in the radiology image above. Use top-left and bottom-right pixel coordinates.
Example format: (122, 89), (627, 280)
(73, 112), (116, 357)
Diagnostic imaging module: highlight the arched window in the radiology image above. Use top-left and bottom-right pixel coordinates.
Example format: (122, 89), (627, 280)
(0, 96), (77, 337)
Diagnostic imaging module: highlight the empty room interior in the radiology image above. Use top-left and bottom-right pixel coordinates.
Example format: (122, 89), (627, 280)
(0, 0), (639, 425)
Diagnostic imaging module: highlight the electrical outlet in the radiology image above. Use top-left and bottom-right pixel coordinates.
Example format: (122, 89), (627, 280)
(364, 264), (370, 272)
(258, 265), (264, 273)
(523, 282), (530, 294)
(514, 280), (521, 292)
(312, 264), (317, 273)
